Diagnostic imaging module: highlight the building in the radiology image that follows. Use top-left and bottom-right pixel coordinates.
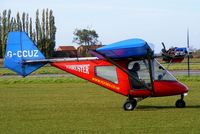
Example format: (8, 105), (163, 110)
(55, 46), (77, 57)
(77, 45), (104, 57)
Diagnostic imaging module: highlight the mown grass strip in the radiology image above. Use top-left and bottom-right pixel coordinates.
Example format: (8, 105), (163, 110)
(0, 76), (87, 84)
(176, 75), (200, 82)
(0, 66), (66, 75)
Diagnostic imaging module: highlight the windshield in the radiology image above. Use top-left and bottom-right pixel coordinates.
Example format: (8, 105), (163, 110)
(153, 60), (177, 81)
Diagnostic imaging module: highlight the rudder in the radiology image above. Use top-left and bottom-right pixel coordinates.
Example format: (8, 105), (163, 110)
(4, 31), (46, 76)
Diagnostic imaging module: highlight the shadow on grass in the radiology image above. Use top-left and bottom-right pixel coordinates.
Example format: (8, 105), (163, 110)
(137, 105), (200, 110)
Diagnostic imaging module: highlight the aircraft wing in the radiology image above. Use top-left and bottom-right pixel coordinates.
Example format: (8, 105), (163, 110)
(95, 38), (153, 59)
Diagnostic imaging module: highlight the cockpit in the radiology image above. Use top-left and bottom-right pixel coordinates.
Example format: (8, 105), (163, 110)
(128, 59), (177, 82)
(128, 59), (177, 90)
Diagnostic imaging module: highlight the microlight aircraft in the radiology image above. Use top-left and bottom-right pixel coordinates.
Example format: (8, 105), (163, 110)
(4, 32), (189, 110)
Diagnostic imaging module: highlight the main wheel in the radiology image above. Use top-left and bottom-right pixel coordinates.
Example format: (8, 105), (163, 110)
(123, 99), (137, 111)
(175, 99), (186, 108)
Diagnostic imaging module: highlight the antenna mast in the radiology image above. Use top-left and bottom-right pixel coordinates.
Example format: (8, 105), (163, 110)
(187, 28), (190, 77)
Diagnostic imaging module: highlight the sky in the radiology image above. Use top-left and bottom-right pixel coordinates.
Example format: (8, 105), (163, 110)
(1, 0), (200, 52)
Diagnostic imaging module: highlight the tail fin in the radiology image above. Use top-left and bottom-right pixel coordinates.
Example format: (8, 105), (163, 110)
(4, 31), (46, 76)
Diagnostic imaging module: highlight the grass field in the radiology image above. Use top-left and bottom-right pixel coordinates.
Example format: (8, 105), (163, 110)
(0, 76), (200, 134)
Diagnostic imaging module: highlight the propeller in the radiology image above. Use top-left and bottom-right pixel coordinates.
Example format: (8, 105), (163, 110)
(160, 29), (191, 77)
(161, 42), (166, 51)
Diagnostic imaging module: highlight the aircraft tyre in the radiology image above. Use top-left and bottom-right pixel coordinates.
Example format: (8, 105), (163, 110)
(123, 99), (137, 111)
(175, 99), (186, 108)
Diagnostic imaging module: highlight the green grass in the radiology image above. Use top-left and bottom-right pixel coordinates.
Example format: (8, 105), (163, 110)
(0, 76), (85, 84)
(162, 63), (200, 70)
(0, 65), (66, 75)
(0, 76), (200, 134)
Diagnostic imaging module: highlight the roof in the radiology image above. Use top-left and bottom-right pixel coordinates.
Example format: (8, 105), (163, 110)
(57, 46), (76, 51)
(77, 45), (104, 50)
(89, 45), (105, 50)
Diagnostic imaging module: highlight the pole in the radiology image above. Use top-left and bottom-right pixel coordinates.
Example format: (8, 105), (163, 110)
(187, 28), (190, 77)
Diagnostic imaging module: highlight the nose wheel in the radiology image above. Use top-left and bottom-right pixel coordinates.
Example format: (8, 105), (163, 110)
(175, 94), (186, 108)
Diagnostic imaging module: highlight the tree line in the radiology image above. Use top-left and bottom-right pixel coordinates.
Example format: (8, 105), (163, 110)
(0, 9), (56, 58)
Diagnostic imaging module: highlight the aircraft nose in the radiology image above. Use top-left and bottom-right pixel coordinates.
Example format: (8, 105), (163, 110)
(178, 82), (189, 94)
(153, 81), (189, 97)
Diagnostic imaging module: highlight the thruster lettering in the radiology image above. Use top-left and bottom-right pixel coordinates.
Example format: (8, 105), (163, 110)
(66, 64), (90, 74)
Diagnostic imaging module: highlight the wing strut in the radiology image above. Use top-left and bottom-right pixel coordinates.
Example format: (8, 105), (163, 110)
(147, 49), (155, 93)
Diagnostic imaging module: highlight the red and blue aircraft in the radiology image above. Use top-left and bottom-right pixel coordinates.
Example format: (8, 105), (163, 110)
(4, 32), (188, 110)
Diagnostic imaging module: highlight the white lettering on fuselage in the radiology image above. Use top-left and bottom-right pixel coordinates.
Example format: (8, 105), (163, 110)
(6, 50), (39, 58)
(66, 64), (90, 74)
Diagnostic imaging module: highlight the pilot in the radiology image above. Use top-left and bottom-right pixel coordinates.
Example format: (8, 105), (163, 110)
(129, 62), (140, 78)
(128, 62), (143, 89)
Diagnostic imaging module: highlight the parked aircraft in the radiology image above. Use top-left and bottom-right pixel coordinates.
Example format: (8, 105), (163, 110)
(4, 32), (188, 110)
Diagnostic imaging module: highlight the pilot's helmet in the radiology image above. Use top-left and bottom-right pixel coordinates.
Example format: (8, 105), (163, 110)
(131, 62), (140, 71)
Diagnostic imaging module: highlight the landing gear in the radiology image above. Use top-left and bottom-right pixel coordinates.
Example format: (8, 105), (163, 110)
(175, 94), (186, 108)
(123, 95), (137, 111)
(123, 99), (137, 111)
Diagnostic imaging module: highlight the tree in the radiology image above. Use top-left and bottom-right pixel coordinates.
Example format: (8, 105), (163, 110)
(42, 9), (45, 39)
(193, 49), (200, 58)
(16, 12), (22, 31)
(45, 8), (49, 57)
(73, 28), (99, 56)
(1, 10), (7, 57)
(13, 18), (18, 31)
(49, 9), (56, 57)
(45, 8), (49, 39)
(32, 29), (36, 43)
(0, 14), (1, 57)
(35, 9), (39, 43)
(26, 13), (29, 34)
(0, 9), (56, 58)
(73, 28), (99, 46)
(29, 18), (33, 39)
(22, 12), (26, 31)
(7, 10), (11, 32)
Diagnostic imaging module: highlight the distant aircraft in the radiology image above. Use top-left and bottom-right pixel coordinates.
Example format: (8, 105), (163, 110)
(4, 32), (188, 110)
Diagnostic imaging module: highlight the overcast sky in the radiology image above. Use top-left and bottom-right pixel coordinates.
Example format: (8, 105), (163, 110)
(1, 0), (200, 52)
